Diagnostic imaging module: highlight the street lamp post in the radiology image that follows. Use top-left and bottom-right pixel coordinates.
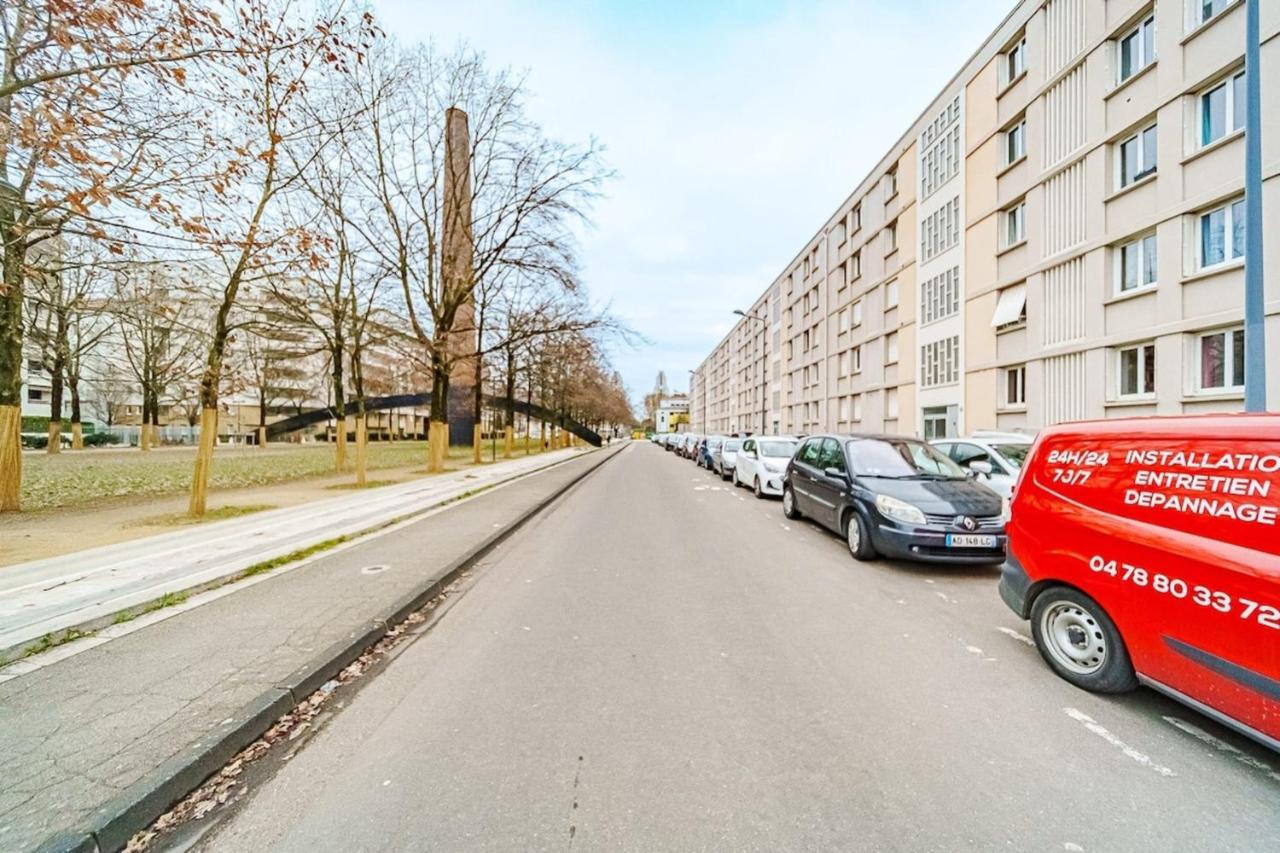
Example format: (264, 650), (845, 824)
(733, 307), (768, 436)
(1243, 0), (1267, 412)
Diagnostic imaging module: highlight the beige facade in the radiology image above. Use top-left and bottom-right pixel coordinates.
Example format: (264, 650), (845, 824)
(692, 0), (1279, 439)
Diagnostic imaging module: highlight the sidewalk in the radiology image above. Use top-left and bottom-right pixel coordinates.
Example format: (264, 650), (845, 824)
(0, 444), (622, 852)
(0, 447), (581, 660)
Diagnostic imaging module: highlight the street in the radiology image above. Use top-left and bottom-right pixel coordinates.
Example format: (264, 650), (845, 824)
(190, 442), (1280, 853)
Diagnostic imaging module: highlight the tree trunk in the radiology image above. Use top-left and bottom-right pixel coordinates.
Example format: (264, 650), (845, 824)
(69, 377), (83, 449)
(46, 356), (64, 455)
(472, 423), (482, 464)
(355, 413), (368, 487)
(0, 204), (24, 512)
(138, 393), (151, 452)
(333, 357), (347, 472)
(428, 351), (449, 473)
(0, 405), (19, 513)
(188, 407), (219, 516)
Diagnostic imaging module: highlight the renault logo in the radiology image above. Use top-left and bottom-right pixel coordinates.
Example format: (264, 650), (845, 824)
(955, 516), (977, 531)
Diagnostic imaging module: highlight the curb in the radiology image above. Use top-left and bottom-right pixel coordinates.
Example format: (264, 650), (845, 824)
(38, 443), (626, 853)
(1, 448), (594, 666)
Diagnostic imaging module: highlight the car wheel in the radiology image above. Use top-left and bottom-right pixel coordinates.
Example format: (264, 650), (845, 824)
(782, 485), (802, 519)
(753, 477), (764, 499)
(1030, 587), (1138, 694)
(844, 511), (877, 561)
(733, 469), (742, 488)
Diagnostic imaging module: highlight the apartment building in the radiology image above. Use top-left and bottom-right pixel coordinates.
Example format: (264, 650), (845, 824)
(692, 0), (1278, 439)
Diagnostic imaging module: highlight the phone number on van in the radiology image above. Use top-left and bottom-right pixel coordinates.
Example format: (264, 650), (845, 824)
(1087, 555), (1280, 631)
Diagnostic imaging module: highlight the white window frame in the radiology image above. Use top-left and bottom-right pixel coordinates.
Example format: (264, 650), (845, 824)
(886, 387), (899, 419)
(1005, 118), (1027, 165)
(1197, 197), (1245, 270)
(1004, 36), (1027, 85)
(1199, 70), (1245, 148)
(1002, 365), (1027, 408)
(1195, 326), (1245, 392)
(1003, 202), (1026, 248)
(1115, 232), (1158, 294)
(1117, 14), (1156, 83)
(884, 221), (898, 254)
(1194, 0), (1235, 28)
(885, 279), (899, 309)
(852, 393), (863, 422)
(1116, 123), (1157, 188)
(851, 345), (862, 374)
(852, 299), (863, 327)
(1115, 342), (1157, 398)
(885, 332), (899, 364)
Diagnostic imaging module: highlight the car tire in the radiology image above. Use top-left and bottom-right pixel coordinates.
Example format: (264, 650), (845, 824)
(844, 511), (877, 561)
(753, 477), (764, 499)
(782, 485), (802, 519)
(733, 469), (742, 488)
(1029, 587), (1138, 694)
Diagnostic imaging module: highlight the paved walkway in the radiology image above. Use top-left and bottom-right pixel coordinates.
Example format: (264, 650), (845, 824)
(0, 446), (619, 852)
(0, 448), (582, 659)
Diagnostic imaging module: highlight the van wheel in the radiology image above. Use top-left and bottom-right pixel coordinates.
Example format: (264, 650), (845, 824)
(1030, 587), (1138, 694)
(844, 512), (877, 561)
(782, 486), (802, 519)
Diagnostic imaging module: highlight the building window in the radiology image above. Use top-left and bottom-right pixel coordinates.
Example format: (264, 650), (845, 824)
(838, 396), (850, 421)
(852, 394), (863, 421)
(886, 388), (899, 419)
(885, 167), (899, 199)
(1005, 36), (1027, 84)
(1200, 70), (1245, 147)
(1003, 201), (1026, 247)
(1117, 233), (1158, 293)
(27, 358), (44, 374)
(921, 267), (960, 326)
(1003, 365), (1027, 407)
(884, 220), (898, 254)
(1117, 343), (1157, 397)
(1197, 327), (1245, 392)
(852, 300), (863, 327)
(921, 336), (960, 389)
(991, 282), (1028, 331)
(1118, 14), (1155, 82)
(851, 345), (862, 374)
(1199, 197), (1245, 268)
(27, 387), (44, 402)
(1117, 123), (1157, 187)
(1196, 0), (1233, 26)
(885, 279), (899, 309)
(850, 204), (861, 234)
(1005, 118), (1027, 165)
(838, 308), (850, 334)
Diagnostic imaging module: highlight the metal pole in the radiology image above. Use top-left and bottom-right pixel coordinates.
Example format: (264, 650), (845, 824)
(1243, 0), (1267, 412)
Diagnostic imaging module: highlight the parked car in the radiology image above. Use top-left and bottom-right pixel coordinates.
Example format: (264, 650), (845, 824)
(932, 432), (1033, 499)
(733, 436), (800, 497)
(698, 436), (725, 469)
(682, 434), (703, 459)
(662, 434), (679, 452)
(712, 437), (743, 480)
(1000, 414), (1280, 751)
(782, 434), (1006, 565)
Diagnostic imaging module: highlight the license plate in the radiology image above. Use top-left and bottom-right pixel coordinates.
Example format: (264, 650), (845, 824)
(946, 534), (997, 548)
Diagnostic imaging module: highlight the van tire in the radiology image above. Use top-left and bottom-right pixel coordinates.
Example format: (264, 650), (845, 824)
(1029, 587), (1138, 694)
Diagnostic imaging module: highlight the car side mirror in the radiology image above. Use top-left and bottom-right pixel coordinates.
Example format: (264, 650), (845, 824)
(824, 466), (848, 480)
(969, 460), (993, 477)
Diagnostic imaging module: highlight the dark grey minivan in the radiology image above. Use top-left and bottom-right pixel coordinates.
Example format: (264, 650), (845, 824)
(782, 434), (1007, 565)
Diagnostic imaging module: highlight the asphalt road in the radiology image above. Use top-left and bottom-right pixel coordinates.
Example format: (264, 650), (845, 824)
(193, 441), (1280, 853)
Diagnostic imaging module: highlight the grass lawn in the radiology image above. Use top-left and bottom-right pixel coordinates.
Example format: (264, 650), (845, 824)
(19, 441), (553, 512)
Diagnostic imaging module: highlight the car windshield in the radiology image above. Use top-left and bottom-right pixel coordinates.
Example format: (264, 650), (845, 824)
(994, 443), (1030, 469)
(723, 440), (741, 451)
(758, 440), (797, 457)
(847, 439), (966, 479)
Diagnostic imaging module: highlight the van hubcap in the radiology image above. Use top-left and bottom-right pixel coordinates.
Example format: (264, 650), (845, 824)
(1041, 602), (1106, 675)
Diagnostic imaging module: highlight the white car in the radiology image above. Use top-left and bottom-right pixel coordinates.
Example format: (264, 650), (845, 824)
(733, 435), (801, 498)
(931, 432), (1033, 499)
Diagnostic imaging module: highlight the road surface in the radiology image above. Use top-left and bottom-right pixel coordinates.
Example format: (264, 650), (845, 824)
(192, 441), (1280, 853)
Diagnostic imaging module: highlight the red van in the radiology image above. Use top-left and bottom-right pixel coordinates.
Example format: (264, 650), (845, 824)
(1000, 414), (1280, 751)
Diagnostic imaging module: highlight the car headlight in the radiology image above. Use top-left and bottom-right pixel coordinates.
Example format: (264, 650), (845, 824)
(875, 494), (926, 526)
(763, 460), (784, 473)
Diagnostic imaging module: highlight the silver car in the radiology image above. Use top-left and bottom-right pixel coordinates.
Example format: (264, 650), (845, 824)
(931, 432), (1033, 499)
(712, 437), (742, 480)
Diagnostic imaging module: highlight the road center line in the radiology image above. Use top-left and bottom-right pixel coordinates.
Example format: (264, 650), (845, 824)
(1063, 708), (1176, 777)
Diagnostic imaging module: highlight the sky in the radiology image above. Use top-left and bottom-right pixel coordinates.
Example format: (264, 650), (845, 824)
(374, 0), (1016, 406)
